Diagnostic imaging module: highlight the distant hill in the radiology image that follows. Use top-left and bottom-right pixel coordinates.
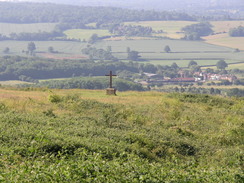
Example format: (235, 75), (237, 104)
(5, 0), (244, 11)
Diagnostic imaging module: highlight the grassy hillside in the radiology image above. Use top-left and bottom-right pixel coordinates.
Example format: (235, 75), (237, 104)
(0, 88), (243, 182)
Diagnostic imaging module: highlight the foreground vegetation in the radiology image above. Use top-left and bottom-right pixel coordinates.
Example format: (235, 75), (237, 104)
(0, 88), (243, 182)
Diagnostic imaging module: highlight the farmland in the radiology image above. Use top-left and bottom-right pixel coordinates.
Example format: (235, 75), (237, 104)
(0, 39), (244, 67)
(0, 21), (244, 68)
(0, 40), (87, 57)
(95, 39), (244, 66)
(64, 29), (112, 40)
(0, 23), (57, 36)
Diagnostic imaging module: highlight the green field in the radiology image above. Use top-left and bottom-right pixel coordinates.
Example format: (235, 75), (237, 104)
(64, 29), (112, 40)
(0, 40), (87, 57)
(1, 39), (244, 67)
(0, 23), (57, 36)
(96, 40), (244, 66)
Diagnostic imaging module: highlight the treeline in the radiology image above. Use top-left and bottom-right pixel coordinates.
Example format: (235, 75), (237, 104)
(0, 56), (172, 81)
(161, 86), (244, 97)
(229, 26), (244, 37)
(33, 77), (144, 91)
(81, 47), (118, 61)
(109, 24), (153, 37)
(0, 56), (183, 81)
(0, 2), (195, 25)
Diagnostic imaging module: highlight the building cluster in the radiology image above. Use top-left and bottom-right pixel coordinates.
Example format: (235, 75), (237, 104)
(137, 71), (238, 86)
(194, 72), (237, 82)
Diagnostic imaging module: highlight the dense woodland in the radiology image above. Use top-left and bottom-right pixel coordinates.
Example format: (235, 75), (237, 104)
(109, 24), (153, 37)
(182, 22), (213, 40)
(0, 2), (195, 25)
(0, 56), (181, 81)
(229, 26), (244, 37)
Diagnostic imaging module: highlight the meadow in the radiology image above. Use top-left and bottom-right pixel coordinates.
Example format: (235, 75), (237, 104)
(96, 39), (244, 66)
(0, 87), (243, 182)
(0, 23), (57, 36)
(0, 40), (87, 58)
(64, 29), (112, 41)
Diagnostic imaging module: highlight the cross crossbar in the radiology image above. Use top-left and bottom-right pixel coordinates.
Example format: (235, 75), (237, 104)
(105, 71), (117, 88)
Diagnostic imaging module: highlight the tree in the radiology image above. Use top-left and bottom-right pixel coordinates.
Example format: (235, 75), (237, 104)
(171, 62), (179, 70)
(205, 68), (214, 73)
(27, 42), (36, 55)
(164, 45), (171, 53)
(126, 47), (131, 53)
(106, 46), (112, 53)
(127, 50), (141, 61)
(88, 34), (99, 44)
(216, 60), (228, 70)
(3, 47), (10, 54)
(182, 22), (213, 40)
(188, 60), (198, 68)
(48, 46), (54, 53)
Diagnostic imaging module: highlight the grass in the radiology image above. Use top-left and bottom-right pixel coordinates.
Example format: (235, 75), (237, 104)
(0, 40), (87, 58)
(204, 34), (244, 50)
(0, 23), (57, 36)
(96, 40), (244, 66)
(210, 21), (244, 33)
(0, 39), (243, 67)
(0, 80), (32, 86)
(64, 29), (112, 40)
(201, 62), (244, 70)
(0, 88), (243, 182)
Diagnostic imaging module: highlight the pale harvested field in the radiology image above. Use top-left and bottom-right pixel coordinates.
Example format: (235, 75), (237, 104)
(210, 21), (244, 33)
(204, 21), (244, 50)
(204, 33), (244, 50)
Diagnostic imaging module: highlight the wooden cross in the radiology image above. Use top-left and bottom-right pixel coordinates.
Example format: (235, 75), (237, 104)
(105, 71), (117, 88)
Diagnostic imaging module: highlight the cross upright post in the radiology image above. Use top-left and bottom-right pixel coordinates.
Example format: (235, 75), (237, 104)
(105, 71), (117, 95)
(105, 70), (117, 88)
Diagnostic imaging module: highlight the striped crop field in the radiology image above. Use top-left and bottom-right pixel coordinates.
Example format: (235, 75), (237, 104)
(96, 39), (244, 63)
(0, 23), (57, 36)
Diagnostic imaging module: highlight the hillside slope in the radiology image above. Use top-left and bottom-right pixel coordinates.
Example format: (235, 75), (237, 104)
(0, 88), (243, 182)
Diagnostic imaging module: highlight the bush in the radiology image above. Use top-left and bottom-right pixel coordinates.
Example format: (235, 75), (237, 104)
(48, 94), (62, 103)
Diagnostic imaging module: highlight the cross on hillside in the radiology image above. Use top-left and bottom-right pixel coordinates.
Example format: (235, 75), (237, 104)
(105, 71), (117, 88)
